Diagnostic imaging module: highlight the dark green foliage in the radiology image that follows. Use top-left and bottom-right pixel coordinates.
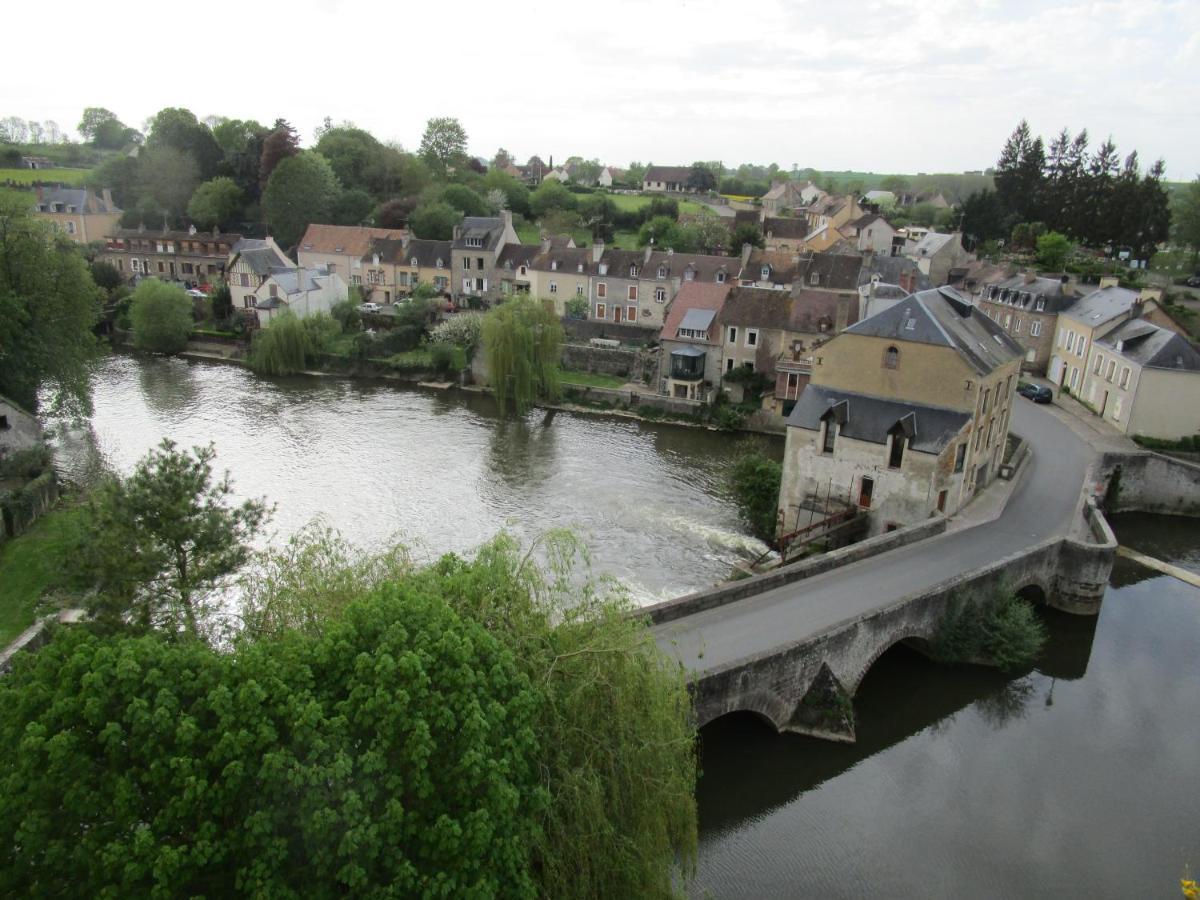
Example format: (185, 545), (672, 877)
(89, 259), (122, 293)
(1171, 176), (1200, 263)
(727, 451), (782, 541)
(0, 585), (543, 897)
(687, 162), (718, 192)
(330, 297), (361, 333)
(72, 439), (268, 639)
(647, 196), (680, 220)
(129, 278), (193, 354)
(262, 151), (341, 248)
(931, 587), (1047, 671)
(730, 221), (764, 251)
(86, 154), (141, 209)
(1036, 231), (1072, 270)
(429, 341), (465, 375)
(186, 176), (244, 230)
(441, 183), (489, 216)
(483, 297), (563, 415)
(331, 187), (373, 225)
(418, 117), (469, 177)
(408, 200), (462, 240)
(258, 118), (299, 188)
(144, 107), (222, 180)
(530, 179), (577, 218)
(210, 281), (233, 323)
(247, 311), (321, 375)
(0, 197), (101, 413)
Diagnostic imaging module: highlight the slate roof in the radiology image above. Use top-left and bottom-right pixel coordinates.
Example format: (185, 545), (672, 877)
(790, 289), (859, 333)
(733, 209), (761, 228)
(908, 232), (959, 258)
(595, 248), (647, 279)
(455, 216), (506, 251)
(656, 250), (735, 282)
(33, 187), (120, 214)
(982, 273), (1076, 313)
(660, 282), (731, 342)
(1098, 320), (1200, 371)
(857, 254), (933, 291)
(299, 224), (405, 257)
(746, 250), (803, 286)
(231, 238), (290, 275)
(644, 165), (694, 184)
(530, 245), (591, 275)
(372, 237), (452, 268)
(763, 216), (808, 240)
(679, 308), (717, 332)
(786, 385), (971, 454)
(1060, 285), (1141, 328)
(266, 265), (329, 296)
(847, 286), (1023, 374)
(497, 244), (540, 270)
(109, 227), (243, 245)
(796, 252), (864, 291)
(718, 287), (794, 330)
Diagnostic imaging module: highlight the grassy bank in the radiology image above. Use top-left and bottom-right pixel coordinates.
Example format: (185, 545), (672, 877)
(0, 167), (91, 186)
(0, 502), (86, 646)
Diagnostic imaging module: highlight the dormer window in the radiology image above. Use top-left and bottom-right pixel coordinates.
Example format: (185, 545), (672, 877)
(334, 246), (344, 253)
(519, 265), (527, 276)
(684, 269), (695, 282)
(551, 260), (559, 271)
(410, 257), (418, 267)
(657, 265), (667, 278)
(465, 236), (484, 248)
(577, 263), (583, 273)
(716, 271), (726, 283)
(1035, 299), (1045, 311)
(629, 265), (639, 277)
(435, 258), (443, 268)
(810, 272), (819, 285)
(760, 266), (770, 279)
(598, 263), (608, 275)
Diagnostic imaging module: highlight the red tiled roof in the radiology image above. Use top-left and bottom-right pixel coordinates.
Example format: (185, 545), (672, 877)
(661, 282), (732, 341)
(299, 224), (407, 257)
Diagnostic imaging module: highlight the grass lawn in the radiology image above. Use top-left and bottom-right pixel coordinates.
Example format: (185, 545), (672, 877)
(611, 230), (640, 250)
(560, 370), (628, 389)
(606, 193), (708, 215)
(0, 503), (87, 646)
(0, 167), (91, 186)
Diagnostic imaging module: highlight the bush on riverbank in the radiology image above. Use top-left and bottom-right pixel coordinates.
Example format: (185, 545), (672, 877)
(931, 585), (1047, 671)
(727, 450), (782, 543)
(130, 279), (193, 355)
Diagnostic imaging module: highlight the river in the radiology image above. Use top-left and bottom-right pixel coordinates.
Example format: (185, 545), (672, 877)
(695, 513), (1200, 898)
(56, 356), (1200, 896)
(54, 354), (776, 603)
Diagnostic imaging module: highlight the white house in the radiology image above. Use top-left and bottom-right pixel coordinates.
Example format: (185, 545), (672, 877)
(226, 237), (293, 311)
(253, 265), (347, 326)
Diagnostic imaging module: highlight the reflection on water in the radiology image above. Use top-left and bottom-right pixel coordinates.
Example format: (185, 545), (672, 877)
(696, 521), (1200, 899)
(53, 354), (778, 602)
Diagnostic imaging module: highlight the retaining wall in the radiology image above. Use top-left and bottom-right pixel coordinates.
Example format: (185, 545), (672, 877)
(562, 319), (658, 346)
(561, 385), (705, 417)
(561, 344), (639, 378)
(1095, 451), (1200, 517)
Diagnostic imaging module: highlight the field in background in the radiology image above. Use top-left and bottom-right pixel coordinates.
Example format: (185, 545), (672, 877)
(0, 167), (91, 186)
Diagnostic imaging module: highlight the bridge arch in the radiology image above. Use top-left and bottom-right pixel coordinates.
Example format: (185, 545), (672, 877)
(846, 631), (937, 697)
(696, 689), (793, 733)
(1015, 579), (1051, 606)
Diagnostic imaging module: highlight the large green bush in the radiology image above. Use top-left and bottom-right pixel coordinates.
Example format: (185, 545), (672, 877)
(727, 451), (782, 542)
(129, 278), (193, 354)
(932, 586), (1047, 671)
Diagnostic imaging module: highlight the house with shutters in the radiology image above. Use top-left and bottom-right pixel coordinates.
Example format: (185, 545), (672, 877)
(100, 226), (240, 286)
(588, 243), (736, 329)
(296, 224), (407, 290)
(361, 236), (453, 303)
(975, 272), (1077, 373)
(526, 242), (591, 317)
(658, 282), (732, 401)
(227, 237), (293, 311)
(31, 186), (121, 243)
(778, 286), (1023, 536)
(450, 212), (520, 306)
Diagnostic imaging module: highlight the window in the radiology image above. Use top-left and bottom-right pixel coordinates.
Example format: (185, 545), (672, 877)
(810, 272), (819, 285)
(465, 237), (483, 248)
(1112, 397), (1123, 421)
(598, 263), (608, 275)
(1030, 321), (1042, 337)
(787, 372), (799, 391)
(551, 260), (559, 271)
(1093, 354), (1103, 375)
(626, 305), (637, 321)
(883, 345), (899, 369)
(937, 489), (948, 512)
(65, 221), (76, 235)
(760, 266), (770, 279)
(981, 388), (991, 414)
(657, 265), (667, 278)
(1066, 332), (1075, 352)
(350, 274), (362, 285)
(157, 262), (165, 273)
(904, 318), (915, 331)
(629, 265), (638, 277)
(858, 476), (873, 508)
(746, 329), (758, 347)
(954, 443), (967, 473)
(628, 285), (638, 301)
(716, 271), (726, 283)
(463, 257), (472, 270)
(1119, 367), (1130, 389)
(597, 282), (607, 298)
(549, 281), (558, 293)
(435, 258), (443, 268)
(239, 273), (250, 287)
(410, 257), (419, 267)
(888, 433), (905, 469)
(655, 287), (666, 302)
(576, 284), (584, 296)
(518, 266), (527, 276)
(1106, 360), (1116, 382)
(1003, 314), (1011, 329)
(596, 303), (606, 319)
(1036, 298), (1046, 311)
(476, 258), (484, 270)
(727, 326), (738, 344)
(725, 358), (735, 373)
(269, 283), (278, 298)
(1013, 318), (1022, 334)
(822, 421), (836, 454)
(684, 269), (695, 282)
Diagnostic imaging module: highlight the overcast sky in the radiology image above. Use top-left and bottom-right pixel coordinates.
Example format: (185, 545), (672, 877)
(4, 0), (1198, 179)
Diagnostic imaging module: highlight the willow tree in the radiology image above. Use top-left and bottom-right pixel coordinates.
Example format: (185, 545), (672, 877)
(247, 311), (309, 375)
(482, 297), (562, 415)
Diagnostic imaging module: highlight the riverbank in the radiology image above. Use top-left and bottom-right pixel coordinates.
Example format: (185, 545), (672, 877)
(0, 500), (85, 645)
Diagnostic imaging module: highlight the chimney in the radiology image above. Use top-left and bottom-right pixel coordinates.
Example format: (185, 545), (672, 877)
(1098, 275), (1120, 289)
(101, 187), (114, 209)
(1138, 286), (1163, 305)
(501, 208), (513, 231)
(835, 294), (851, 332)
(452, 222), (462, 241)
(1131, 298), (1144, 320)
(540, 235), (551, 254)
(741, 242), (753, 268)
(591, 239), (605, 264)
(643, 245), (653, 264)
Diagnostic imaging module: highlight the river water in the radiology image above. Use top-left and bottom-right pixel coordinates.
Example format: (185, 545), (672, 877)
(57, 356), (1200, 896)
(55, 354), (775, 603)
(695, 513), (1200, 898)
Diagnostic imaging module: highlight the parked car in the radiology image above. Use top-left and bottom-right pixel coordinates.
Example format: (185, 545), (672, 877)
(186, 288), (207, 299)
(1018, 383), (1053, 404)
(1185, 273), (1200, 288)
(360, 302), (382, 313)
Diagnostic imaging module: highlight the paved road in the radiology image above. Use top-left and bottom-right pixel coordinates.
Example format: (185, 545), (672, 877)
(654, 402), (1094, 673)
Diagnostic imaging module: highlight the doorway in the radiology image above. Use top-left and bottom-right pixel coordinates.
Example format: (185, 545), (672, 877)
(858, 476), (874, 509)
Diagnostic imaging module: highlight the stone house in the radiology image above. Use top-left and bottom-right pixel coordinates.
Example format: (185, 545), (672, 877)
(778, 286), (1023, 536)
(904, 231), (971, 284)
(526, 243), (591, 317)
(840, 213), (900, 255)
(100, 226), (240, 286)
(450, 212), (520, 306)
(496, 244), (540, 298)
(642, 165), (696, 193)
(296, 224), (407, 291)
(802, 195), (863, 239)
(252, 265), (347, 327)
(0, 394), (41, 457)
(857, 254), (932, 319)
(658, 282), (732, 401)
(362, 236), (454, 303)
(976, 273), (1077, 373)
(739, 249), (805, 290)
(227, 237), (293, 311)
(762, 216), (809, 252)
(1087, 320), (1200, 440)
(588, 243), (735, 330)
(31, 186), (121, 243)
(761, 180), (825, 217)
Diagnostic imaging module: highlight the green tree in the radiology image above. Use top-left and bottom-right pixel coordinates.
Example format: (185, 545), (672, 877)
(530, 179), (577, 218)
(881, 175), (911, 193)
(140, 145), (201, 224)
(186, 176), (244, 230)
(263, 151), (342, 247)
(144, 106), (222, 179)
(330, 297), (362, 333)
(89, 259), (123, 294)
(625, 161), (648, 186)
(0, 196), (101, 413)
(638, 215), (695, 251)
(728, 451), (782, 542)
(86, 153), (141, 208)
(1173, 176), (1200, 265)
(258, 118), (299, 188)
(418, 116), (468, 176)
(483, 296), (563, 415)
(687, 211), (730, 254)
(72, 439), (268, 639)
(247, 310), (316, 375)
(408, 200), (463, 240)
(687, 162), (718, 192)
(331, 187), (374, 225)
(730, 221), (764, 252)
(129, 278), (193, 354)
(0, 583), (542, 897)
(78, 107), (139, 149)
(76, 106), (119, 141)
(441, 183), (489, 217)
(1036, 231), (1073, 270)
(210, 281), (233, 323)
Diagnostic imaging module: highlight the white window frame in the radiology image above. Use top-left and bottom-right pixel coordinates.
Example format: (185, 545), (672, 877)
(595, 302), (606, 319)
(1030, 321), (1042, 337)
(549, 281), (558, 293)
(746, 328), (758, 348)
(597, 282), (607, 298)
(727, 326), (738, 345)
(654, 287), (666, 303)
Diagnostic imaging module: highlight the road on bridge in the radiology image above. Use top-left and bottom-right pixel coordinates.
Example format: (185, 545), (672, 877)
(654, 402), (1093, 674)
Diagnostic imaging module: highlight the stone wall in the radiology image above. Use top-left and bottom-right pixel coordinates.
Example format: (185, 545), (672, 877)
(561, 344), (638, 378)
(560, 385), (705, 417)
(562, 318), (658, 346)
(1094, 451), (1200, 517)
